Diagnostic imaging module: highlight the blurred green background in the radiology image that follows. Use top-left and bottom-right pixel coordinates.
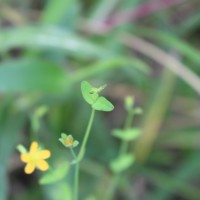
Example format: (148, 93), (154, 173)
(0, 0), (200, 199)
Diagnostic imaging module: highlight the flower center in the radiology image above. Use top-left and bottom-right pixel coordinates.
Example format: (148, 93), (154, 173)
(65, 138), (73, 145)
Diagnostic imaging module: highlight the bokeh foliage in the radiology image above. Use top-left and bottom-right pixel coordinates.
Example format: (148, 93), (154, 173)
(0, 0), (200, 199)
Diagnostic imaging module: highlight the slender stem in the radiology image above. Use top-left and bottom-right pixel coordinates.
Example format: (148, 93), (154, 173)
(78, 108), (95, 161)
(74, 162), (79, 200)
(30, 117), (39, 142)
(70, 148), (79, 200)
(70, 148), (77, 160)
(119, 111), (134, 157)
(106, 111), (134, 200)
(124, 111), (134, 130)
(69, 108), (95, 200)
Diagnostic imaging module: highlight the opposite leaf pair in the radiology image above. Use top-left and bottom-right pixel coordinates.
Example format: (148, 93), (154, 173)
(81, 81), (114, 112)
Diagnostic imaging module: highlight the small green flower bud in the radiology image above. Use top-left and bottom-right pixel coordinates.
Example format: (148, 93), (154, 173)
(59, 133), (79, 148)
(90, 84), (107, 95)
(125, 96), (134, 111)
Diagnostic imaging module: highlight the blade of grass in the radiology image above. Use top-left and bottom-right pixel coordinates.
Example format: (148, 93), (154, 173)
(72, 57), (150, 83)
(90, 0), (120, 21)
(0, 26), (112, 58)
(41, 0), (79, 28)
(121, 33), (200, 95)
(133, 27), (200, 67)
(177, 11), (200, 35)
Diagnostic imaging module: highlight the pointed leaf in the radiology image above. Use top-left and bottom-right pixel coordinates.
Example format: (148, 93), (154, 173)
(112, 128), (141, 141)
(73, 140), (79, 148)
(61, 133), (67, 139)
(81, 81), (98, 105)
(92, 96), (114, 112)
(110, 154), (134, 173)
(16, 145), (27, 154)
(39, 163), (69, 185)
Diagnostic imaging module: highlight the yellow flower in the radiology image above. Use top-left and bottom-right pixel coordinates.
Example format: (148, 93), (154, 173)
(20, 141), (51, 174)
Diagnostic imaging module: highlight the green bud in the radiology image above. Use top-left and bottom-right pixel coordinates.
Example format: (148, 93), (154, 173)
(59, 133), (79, 148)
(125, 96), (134, 111)
(90, 84), (107, 95)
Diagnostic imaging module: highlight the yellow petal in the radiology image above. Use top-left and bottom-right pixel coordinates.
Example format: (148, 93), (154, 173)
(37, 150), (51, 159)
(36, 160), (49, 171)
(20, 153), (31, 163)
(25, 163), (35, 174)
(30, 141), (38, 154)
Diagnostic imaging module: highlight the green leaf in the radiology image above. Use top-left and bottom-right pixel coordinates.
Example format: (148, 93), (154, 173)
(16, 145), (27, 154)
(30, 106), (48, 133)
(92, 97), (114, 112)
(73, 140), (79, 148)
(41, 0), (71, 24)
(134, 107), (143, 115)
(112, 128), (141, 141)
(0, 59), (67, 93)
(81, 81), (98, 105)
(39, 163), (69, 185)
(74, 57), (150, 83)
(110, 154), (134, 173)
(61, 133), (68, 139)
(134, 27), (200, 67)
(0, 26), (111, 59)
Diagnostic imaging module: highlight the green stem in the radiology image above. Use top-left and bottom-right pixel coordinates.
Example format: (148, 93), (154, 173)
(78, 108), (95, 161)
(69, 108), (95, 200)
(70, 148), (79, 200)
(106, 111), (134, 200)
(119, 111), (134, 157)
(74, 162), (79, 200)
(70, 148), (77, 160)
(30, 118), (39, 142)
